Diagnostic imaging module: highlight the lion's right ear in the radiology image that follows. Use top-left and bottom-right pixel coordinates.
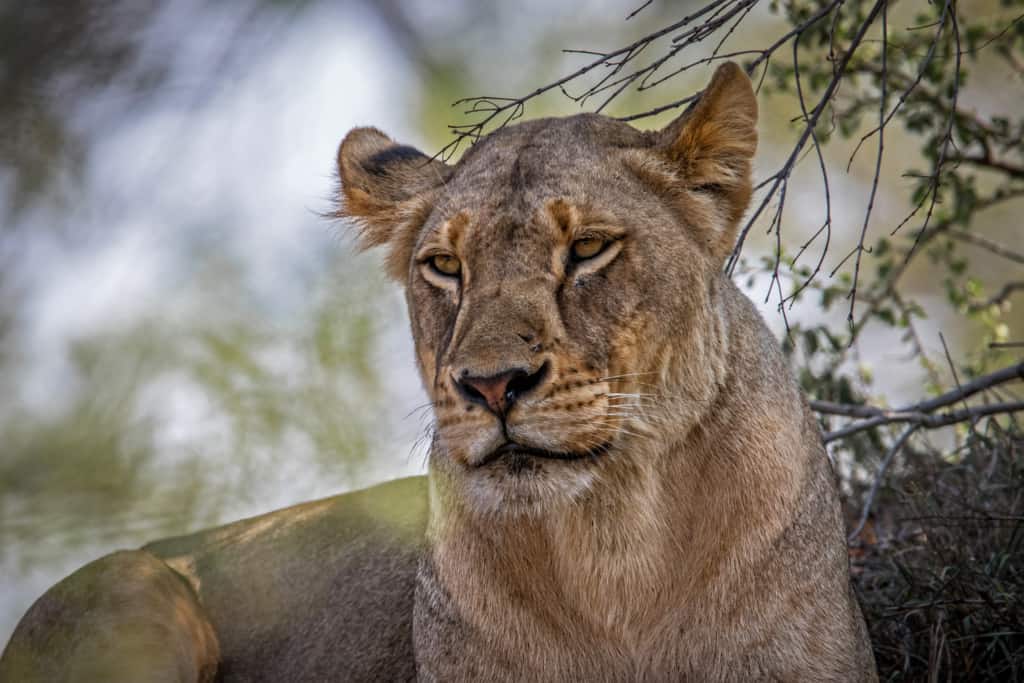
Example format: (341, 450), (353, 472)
(652, 62), (757, 264)
(336, 127), (451, 280)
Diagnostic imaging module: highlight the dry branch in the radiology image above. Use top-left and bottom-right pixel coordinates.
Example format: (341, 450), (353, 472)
(811, 361), (1024, 442)
(847, 424), (917, 542)
(947, 228), (1024, 266)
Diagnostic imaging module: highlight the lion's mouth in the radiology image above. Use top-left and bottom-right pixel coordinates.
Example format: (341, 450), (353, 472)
(475, 441), (611, 468)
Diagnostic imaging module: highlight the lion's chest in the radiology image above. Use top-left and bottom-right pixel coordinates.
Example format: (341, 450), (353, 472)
(412, 555), (740, 681)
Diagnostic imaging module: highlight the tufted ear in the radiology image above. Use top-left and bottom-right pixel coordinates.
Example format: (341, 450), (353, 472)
(656, 62), (757, 262)
(336, 127), (451, 280)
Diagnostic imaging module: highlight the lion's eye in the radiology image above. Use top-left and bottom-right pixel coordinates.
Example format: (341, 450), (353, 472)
(571, 238), (606, 260)
(430, 254), (461, 277)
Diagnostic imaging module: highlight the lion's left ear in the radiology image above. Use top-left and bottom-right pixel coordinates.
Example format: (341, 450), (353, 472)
(337, 127), (451, 280)
(656, 62), (757, 261)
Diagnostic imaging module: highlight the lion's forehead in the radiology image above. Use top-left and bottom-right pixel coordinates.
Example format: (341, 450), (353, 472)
(450, 209), (558, 282)
(415, 117), (659, 283)
(455, 114), (649, 167)
(443, 150), (597, 205)
(426, 130), (644, 263)
(444, 114), (648, 198)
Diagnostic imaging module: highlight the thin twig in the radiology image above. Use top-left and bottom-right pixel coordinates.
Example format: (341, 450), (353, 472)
(847, 424), (917, 543)
(897, 1), (962, 265)
(727, 0), (887, 275)
(947, 228), (1024, 265)
(846, 0), (952, 171)
(939, 331), (979, 438)
(846, 0), (888, 329)
(626, 0), (653, 21)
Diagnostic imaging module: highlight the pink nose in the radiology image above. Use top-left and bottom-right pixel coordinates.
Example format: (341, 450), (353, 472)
(462, 372), (516, 414)
(455, 364), (547, 416)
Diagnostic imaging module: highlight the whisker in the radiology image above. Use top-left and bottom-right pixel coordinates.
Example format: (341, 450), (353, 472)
(597, 372), (658, 381)
(602, 380), (660, 388)
(523, 406), (641, 420)
(529, 404), (647, 417)
(607, 398), (657, 408)
(407, 424), (437, 466)
(516, 415), (648, 439)
(403, 401), (438, 421)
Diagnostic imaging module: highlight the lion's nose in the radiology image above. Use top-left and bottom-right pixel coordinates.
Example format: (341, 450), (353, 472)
(455, 362), (548, 416)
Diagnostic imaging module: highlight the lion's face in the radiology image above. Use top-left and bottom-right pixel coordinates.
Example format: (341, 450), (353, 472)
(338, 64), (757, 514)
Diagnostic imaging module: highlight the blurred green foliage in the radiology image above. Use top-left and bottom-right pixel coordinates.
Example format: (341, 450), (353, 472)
(1, 251), (390, 571)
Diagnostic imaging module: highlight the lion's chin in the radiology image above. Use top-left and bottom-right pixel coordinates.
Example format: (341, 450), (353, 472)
(456, 446), (606, 517)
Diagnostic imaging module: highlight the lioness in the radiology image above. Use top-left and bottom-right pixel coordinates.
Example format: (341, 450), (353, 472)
(1, 63), (876, 681)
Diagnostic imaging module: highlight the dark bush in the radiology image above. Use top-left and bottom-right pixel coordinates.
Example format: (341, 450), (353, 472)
(847, 429), (1024, 681)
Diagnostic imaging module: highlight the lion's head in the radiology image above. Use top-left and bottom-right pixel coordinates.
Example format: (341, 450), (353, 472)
(337, 63), (757, 515)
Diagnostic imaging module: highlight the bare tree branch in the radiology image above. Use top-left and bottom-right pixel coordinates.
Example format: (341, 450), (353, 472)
(821, 400), (1024, 442)
(947, 228), (1024, 266)
(812, 362), (1024, 442)
(893, 1), (961, 268)
(846, 0), (888, 326)
(951, 153), (1024, 180)
(439, 0), (757, 160)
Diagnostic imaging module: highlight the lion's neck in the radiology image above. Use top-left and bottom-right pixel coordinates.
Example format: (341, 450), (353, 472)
(427, 469), (671, 648)
(427, 424), (795, 644)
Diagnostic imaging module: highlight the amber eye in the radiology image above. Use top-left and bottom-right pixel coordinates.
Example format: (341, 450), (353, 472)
(430, 254), (461, 277)
(571, 237), (606, 260)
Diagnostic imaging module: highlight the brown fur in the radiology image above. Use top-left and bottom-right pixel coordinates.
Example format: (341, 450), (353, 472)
(0, 63), (876, 681)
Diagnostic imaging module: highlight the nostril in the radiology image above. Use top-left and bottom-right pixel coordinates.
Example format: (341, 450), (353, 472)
(458, 380), (487, 406)
(505, 361), (549, 403)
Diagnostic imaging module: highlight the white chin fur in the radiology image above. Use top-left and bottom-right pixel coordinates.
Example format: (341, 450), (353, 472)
(461, 464), (598, 518)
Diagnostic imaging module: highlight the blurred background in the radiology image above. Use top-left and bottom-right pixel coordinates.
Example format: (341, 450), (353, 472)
(1, 0), (1021, 646)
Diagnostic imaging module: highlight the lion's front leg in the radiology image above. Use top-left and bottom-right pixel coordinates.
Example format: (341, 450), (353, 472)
(0, 549), (219, 683)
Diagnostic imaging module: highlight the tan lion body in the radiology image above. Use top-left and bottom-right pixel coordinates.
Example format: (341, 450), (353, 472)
(1, 64), (876, 681)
